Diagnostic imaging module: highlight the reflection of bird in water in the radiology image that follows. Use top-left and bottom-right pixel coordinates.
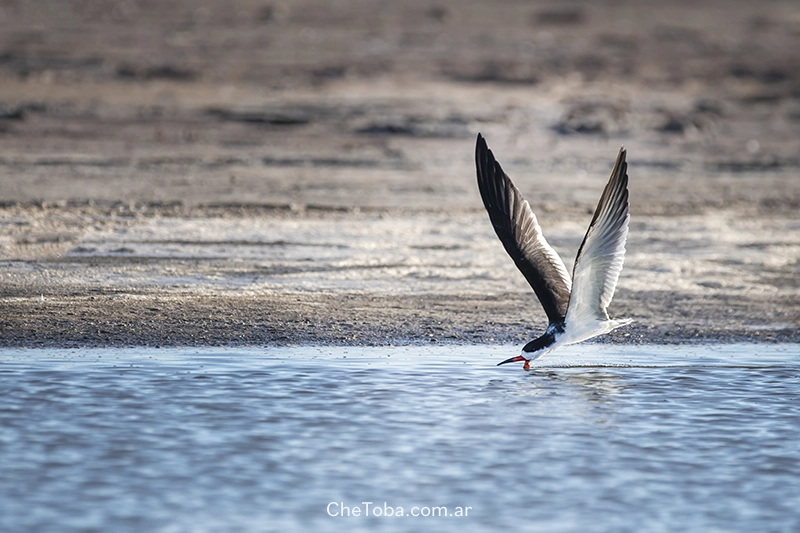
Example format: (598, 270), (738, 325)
(475, 134), (631, 370)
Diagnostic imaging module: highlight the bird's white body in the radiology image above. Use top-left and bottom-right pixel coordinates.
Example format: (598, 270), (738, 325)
(523, 317), (632, 362)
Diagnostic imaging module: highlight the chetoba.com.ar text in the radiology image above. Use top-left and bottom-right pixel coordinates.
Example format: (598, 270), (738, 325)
(327, 501), (472, 518)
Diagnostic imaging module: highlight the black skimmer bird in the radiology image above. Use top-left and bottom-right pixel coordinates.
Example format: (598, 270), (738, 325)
(476, 134), (631, 369)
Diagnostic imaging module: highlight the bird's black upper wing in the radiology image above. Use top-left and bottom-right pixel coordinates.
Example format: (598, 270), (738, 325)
(475, 134), (572, 325)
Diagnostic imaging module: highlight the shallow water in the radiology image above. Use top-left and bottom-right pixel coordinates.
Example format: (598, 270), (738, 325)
(1, 344), (799, 533)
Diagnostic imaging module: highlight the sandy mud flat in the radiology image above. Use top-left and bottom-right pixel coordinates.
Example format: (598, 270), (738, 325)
(1, 0), (798, 347)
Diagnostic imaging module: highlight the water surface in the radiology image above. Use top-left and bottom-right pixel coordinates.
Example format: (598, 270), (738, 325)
(1, 344), (798, 532)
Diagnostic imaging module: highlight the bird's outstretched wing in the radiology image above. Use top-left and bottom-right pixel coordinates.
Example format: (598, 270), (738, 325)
(475, 134), (572, 325)
(565, 147), (629, 325)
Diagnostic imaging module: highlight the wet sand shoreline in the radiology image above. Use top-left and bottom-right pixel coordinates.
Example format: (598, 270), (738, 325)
(2, 290), (798, 349)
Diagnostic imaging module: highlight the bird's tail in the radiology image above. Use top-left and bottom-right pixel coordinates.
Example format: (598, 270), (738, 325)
(562, 317), (633, 346)
(608, 317), (634, 331)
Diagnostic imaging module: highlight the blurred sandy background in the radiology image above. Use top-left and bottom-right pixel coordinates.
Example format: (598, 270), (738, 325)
(1, 0), (798, 346)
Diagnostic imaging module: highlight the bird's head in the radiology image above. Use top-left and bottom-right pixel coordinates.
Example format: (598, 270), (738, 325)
(497, 335), (554, 370)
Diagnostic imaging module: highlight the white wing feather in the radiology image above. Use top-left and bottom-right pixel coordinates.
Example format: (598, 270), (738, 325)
(563, 148), (631, 344)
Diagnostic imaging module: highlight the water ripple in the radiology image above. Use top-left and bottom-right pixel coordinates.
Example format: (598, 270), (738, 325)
(0, 344), (799, 532)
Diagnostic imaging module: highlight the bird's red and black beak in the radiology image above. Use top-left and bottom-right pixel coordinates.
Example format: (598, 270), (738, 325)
(497, 355), (530, 370)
